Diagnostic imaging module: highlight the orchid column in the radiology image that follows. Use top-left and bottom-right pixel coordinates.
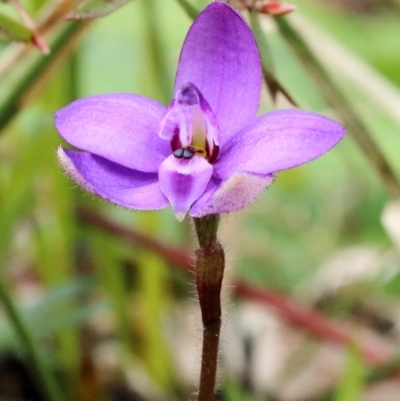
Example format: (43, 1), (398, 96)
(54, 2), (344, 399)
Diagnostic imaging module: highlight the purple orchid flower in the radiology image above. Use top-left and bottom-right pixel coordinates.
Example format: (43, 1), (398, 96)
(55, 1), (345, 221)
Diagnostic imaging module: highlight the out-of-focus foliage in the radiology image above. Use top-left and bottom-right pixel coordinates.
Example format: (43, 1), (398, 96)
(0, 0), (400, 400)
(0, 11), (32, 42)
(67, 0), (134, 20)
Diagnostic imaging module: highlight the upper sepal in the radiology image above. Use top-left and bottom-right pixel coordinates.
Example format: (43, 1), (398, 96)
(174, 1), (262, 145)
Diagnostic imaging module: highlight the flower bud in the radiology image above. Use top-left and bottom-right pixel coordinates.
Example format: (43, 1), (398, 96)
(257, 1), (296, 16)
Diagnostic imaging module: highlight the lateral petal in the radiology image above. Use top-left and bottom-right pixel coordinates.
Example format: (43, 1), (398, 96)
(55, 94), (169, 173)
(58, 147), (169, 210)
(215, 110), (345, 179)
(190, 173), (274, 217)
(174, 2), (262, 144)
(158, 155), (213, 221)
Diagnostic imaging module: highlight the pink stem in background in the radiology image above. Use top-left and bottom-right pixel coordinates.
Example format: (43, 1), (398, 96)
(78, 207), (193, 271)
(234, 282), (391, 365)
(78, 206), (399, 375)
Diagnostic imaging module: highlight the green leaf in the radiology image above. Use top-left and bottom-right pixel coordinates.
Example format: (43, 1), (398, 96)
(334, 344), (365, 401)
(0, 132), (48, 261)
(275, 17), (400, 199)
(0, 278), (96, 349)
(134, 213), (179, 391)
(90, 231), (133, 350)
(0, 20), (87, 130)
(174, 0), (199, 20)
(249, 11), (297, 105)
(0, 11), (32, 42)
(67, 0), (133, 20)
(142, 0), (173, 103)
(222, 378), (248, 401)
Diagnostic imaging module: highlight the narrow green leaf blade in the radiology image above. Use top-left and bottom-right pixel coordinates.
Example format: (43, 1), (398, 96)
(67, 0), (133, 20)
(175, 0), (199, 20)
(0, 11), (32, 42)
(275, 16), (400, 199)
(249, 11), (297, 105)
(0, 20), (88, 130)
(334, 345), (365, 401)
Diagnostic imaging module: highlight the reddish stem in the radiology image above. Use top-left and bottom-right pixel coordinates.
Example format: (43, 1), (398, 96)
(234, 282), (390, 365)
(78, 206), (192, 270)
(79, 207), (395, 372)
(194, 216), (225, 401)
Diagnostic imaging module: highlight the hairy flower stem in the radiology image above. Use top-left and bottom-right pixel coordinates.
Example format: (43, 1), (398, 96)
(193, 215), (225, 401)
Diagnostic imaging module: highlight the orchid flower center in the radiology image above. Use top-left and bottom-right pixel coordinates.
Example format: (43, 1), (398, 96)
(159, 82), (219, 164)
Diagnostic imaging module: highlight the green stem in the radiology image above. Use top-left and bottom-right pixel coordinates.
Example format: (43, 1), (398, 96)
(193, 215), (225, 401)
(0, 278), (66, 401)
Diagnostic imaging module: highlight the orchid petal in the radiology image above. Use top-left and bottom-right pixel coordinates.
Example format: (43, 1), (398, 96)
(158, 155), (213, 221)
(214, 110), (345, 179)
(174, 2), (262, 144)
(55, 94), (169, 173)
(191, 173), (274, 217)
(58, 148), (169, 210)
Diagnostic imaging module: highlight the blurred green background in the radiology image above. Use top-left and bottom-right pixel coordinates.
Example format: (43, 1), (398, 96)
(1, 0), (400, 400)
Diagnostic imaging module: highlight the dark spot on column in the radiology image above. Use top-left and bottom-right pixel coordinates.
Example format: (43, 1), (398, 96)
(173, 148), (184, 158)
(182, 148), (195, 159)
